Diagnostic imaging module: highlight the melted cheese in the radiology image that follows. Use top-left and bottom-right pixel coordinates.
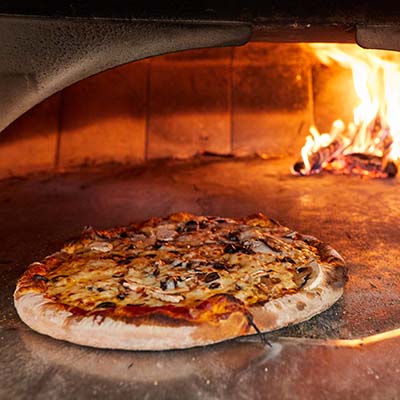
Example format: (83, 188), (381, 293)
(39, 215), (320, 311)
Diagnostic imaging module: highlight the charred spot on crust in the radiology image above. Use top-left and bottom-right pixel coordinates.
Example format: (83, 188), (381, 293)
(296, 301), (306, 310)
(316, 243), (345, 266)
(32, 274), (49, 283)
(301, 235), (320, 247)
(326, 265), (348, 288)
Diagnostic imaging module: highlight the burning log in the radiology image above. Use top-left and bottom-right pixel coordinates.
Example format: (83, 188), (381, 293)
(292, 139), (343, 176)
(326, 153), (397, 178)
(293, 153), (397, 178)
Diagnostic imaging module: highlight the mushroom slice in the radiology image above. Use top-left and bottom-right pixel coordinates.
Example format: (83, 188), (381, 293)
(151, 291), (184, 303)
(156, 224), (178, 241)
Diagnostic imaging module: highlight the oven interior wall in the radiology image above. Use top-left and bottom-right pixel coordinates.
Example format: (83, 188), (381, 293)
(0, 42), (359, 178)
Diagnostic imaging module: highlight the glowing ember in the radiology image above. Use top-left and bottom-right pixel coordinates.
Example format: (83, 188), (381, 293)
(293, 43), (400, 178)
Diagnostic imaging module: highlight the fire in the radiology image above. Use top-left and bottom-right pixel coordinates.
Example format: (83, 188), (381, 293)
(294, 43), (400, 178)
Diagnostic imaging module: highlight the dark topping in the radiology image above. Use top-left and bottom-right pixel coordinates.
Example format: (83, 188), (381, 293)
(204, 272), (220, 283)
(119, 231), (128, 238)
(116, 294), (126, 300)
(280, 256), (295, 264)
(235, 284), (242, 290)
(160, 277), (177, 291)
(185, 261), (194, 269)
(224, 244), (254, 255)
(297, 267), (311, 273)
(160, 280), (167, 290)
(112, 272), (125, 278)
(216, 219), (227, 223)
(294, 266), (313, 288)
(117, 258), (133, 265)
(153, 266), (160, 277)
(153, 241), (163, 250)
(96, 288), (105, 292)
(171, 261), (182, 268)
(199, 220), (208, 229)
(208, 282), (220, 289)
(213, 263), (227, 271)
(224, 244), (238, 254)
(127, 244), (135, 250)
(95, 302), (116, 309)
(226, 231), (239, 242)
(32, 274), (49, 283)
(184, 220), (198, 232)
(50, 275), (68, 282)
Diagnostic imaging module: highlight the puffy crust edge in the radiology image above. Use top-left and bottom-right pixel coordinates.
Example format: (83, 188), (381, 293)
(14, 292), (251, 350)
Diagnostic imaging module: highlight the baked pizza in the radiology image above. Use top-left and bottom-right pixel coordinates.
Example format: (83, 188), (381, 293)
(14, 213), (346, 350)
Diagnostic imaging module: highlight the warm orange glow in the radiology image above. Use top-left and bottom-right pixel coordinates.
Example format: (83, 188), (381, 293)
(296, 43), (400, 177)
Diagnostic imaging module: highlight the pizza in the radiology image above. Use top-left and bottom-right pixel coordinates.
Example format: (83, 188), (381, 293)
(14, 213), (346, 350)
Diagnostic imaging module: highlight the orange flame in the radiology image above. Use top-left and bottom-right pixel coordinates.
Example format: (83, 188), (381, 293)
(298, 44), (400, 177)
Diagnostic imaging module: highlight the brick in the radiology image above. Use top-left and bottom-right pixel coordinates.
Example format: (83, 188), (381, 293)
(313, 64), (358, 134)
(147, 54), (231, 159)
(234, 42), (311, 66)
(0, 94), (60, 178)
(232, 43), (313, 157)
(59, 60), (148, 167)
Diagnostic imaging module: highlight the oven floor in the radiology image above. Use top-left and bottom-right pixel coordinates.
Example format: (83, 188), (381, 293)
(1, 157), (400, 399)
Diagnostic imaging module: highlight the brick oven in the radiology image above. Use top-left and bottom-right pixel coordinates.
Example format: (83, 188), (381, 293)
(2, 2), (400, 399)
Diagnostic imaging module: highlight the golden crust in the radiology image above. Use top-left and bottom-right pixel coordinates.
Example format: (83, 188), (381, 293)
(14, 212), (346, 350)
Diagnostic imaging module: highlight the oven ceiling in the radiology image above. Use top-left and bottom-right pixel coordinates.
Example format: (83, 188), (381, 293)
(0, 1), (399, 22)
